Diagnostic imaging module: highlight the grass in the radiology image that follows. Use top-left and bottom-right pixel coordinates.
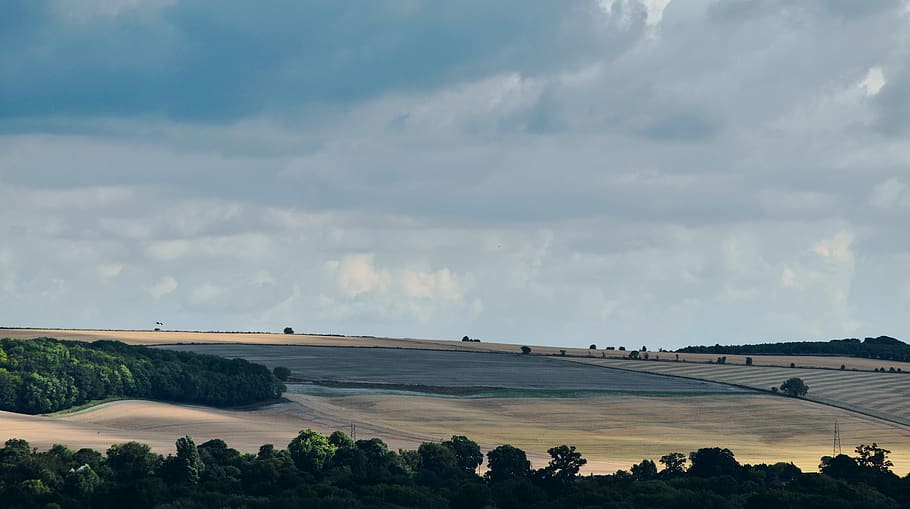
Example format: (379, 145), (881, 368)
(44, 397), (127, 417)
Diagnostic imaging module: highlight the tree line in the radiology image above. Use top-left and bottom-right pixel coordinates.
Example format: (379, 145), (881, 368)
(1, 431), (909, 508)
(679, 336), (910, 361)
(0, 338), (285, 414)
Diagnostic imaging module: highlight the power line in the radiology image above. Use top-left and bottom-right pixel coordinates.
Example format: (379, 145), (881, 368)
(833, 420), (842, 456)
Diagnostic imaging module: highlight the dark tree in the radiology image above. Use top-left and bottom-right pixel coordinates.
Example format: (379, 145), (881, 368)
(688, 447), (742, 478)
(659, 452), (687, 475)
(631, 459), (657, 480)
(283, 327), (294, 334)
(416, 442), (460, 482)
(628, 350), (639, 360)
(539, 445), (587, 482)
(779, 377), (809, 397)
(443, 435), (483, 474)
(520, 346), (532, 354)
(485, 445), (530, 482)
(273, 366), (291, 381)
(106, 441), (160, 484)
(854, 443), (893, 473)
(589, 344), (597, 350)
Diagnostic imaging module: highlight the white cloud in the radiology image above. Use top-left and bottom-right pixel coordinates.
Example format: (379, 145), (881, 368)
(781, 266), (798, 288)
(401, 268), (464, 301)
(329, 254), (392, 298)
(148, 276), (178, 299)
(859, 66), (886, 97)
(812, 231), (855, 263)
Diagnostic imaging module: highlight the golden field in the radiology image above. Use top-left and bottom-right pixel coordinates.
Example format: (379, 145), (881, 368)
(3, 394), (910, 475)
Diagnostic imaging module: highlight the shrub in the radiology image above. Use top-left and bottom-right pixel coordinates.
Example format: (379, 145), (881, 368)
(779, 377), (809, 397)
(283, 327), (294, 335)
(520, 346), (532, 354)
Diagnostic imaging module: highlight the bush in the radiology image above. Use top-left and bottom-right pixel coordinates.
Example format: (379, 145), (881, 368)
(589, 344), (596, 350)
(283, 327), (294, 335)
(779, 377), (809, 397)
(273, 366), (292, 381)
(520, 346), (531, 354)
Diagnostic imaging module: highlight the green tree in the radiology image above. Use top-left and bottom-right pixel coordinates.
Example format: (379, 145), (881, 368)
(443, 435), (483, 474)
(485, 445), (530, 482)
(779, 377), (809, 397)
(175, 435), (203, 484)
(416, 442), (460, 481)
(106, 441), (160, 483)
(328, 430), (355, 449)
(64, 465), (102, 498)
(288, 429), (336, 473)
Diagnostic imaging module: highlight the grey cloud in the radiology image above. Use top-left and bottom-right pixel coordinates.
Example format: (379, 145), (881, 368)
(2, 0), (910, 345)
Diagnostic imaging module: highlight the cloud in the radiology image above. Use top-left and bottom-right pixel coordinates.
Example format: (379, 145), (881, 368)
(147, 275), (177, 299)
(98, 263), (123, 280)
(329, 255), (392, 298)
(813, 231), (855, 263)
(859, 66), (887, 96)
(401, 268), (464, 301)
(2, 0), (910, 344)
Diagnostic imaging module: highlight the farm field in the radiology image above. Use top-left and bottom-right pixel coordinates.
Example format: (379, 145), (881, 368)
(3, 328), (908, 372)
(157, 343), (743, 393)
(567, 358), (910, 425)
(5, 329), (910, 475)
(2, 394), (910, 475)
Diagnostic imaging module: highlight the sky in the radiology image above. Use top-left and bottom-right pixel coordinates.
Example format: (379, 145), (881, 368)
(1, 0), (909, 349)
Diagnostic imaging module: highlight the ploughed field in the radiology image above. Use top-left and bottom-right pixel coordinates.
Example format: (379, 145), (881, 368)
(569, 358), (910, 425)
(156, 344), (744, 394)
